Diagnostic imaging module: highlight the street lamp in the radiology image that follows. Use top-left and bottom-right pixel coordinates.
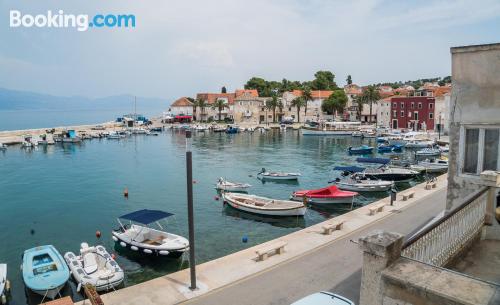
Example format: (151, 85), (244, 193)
(185, 130), (196, 290)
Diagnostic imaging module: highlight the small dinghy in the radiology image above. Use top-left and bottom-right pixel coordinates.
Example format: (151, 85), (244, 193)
(0, 264), (9, 305)
(112, 209), (189, 258)
(64, 243), (124, 292)
(291, 185), (358, 204)
(416, 148), (441, 157)
(216, 177), (251, 192)
(257, 168), (301, 180)
(22, 245), (70, 300)
(348, 145), (373, 155)
(334, 177), (394, 192)
(222, 193), (307, 216)
(411, 158), (448, 173)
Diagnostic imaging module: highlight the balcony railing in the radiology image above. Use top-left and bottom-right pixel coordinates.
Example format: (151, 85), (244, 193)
(402, 187), (488, 267)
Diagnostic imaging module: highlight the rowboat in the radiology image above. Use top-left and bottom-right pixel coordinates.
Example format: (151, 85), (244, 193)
(257, 168), (301, 180)
(416, 148), (441, 157)
(291, 185), (358, 204)
(22, 245), (70, 300)
(216, 178), (251, 192)
(334, 177), (394, 192)
(222, 193), (307, 216)
(64, 243), (124, 292)
(348, 145), (373, 155)
(0, 264), (9, 305)
(112, 209), (189, 258)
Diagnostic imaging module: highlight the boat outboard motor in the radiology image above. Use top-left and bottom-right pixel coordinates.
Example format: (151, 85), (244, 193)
(260, 168), (266, 174)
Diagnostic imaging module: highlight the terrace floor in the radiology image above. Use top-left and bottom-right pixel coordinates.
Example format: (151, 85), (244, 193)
(450, 239), (500, 285)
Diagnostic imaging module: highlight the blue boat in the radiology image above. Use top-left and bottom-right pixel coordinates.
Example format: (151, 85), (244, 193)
(226, 125), (239, 134)
(22, 245), (70, 300)
(348, 145), (373, 155)
(377, 144), (393, 152)
(391, 144), (404, 152)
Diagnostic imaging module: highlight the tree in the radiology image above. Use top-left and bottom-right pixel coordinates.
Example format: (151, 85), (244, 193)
(321, 90), (348, 118)
(361, 86), (381, 124)
(353, 94), (365, 121)
(196, 98), (207, 122)
(346, 75), (352, 85)
(265, 95), (279, 123)
(244, 77), (268, 96)
(221, 86), (227, 93)
(191, 99), (198, 121)
(302, 86), (313, 120)
(212, 98), (228, 121)
(277, 100), (284, 117)
(291, 97), (306, 123)
(311, 70), (337, 90)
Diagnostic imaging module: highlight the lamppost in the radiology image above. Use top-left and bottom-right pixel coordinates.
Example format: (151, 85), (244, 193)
(185, 130), (196, 290)
(438, 112), (442, 140)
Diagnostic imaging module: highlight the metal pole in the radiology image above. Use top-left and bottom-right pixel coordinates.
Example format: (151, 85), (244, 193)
(438, 113), (442, 140)
(185, 130), (196, 290)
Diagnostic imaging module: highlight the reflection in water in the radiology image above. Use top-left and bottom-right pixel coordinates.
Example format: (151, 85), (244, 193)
(223, 204), (306, 229)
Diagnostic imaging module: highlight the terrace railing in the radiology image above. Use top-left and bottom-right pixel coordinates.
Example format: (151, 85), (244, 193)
(402, 187), (489, 267)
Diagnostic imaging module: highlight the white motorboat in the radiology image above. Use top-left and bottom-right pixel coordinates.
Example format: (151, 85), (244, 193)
(351, 131), (363, 137)
(335, 177), (394, 192)
(404, 139), (435, 148)
(0, 264), (9, 305)
(216, 178), (251, 192)
(301, 121), (361, 136)
(411, 159), (448, 173)
(64, 243), (124, 292)
(112, 209), (189, 258)
(257, 168), (301, 180)
(222, 193), (307, 216)
(416, 148), (441, 157)
(355, 166), (420, 182)
(107, 132), (122, 139)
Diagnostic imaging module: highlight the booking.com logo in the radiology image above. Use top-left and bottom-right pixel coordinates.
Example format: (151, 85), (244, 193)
(9, 10), (136, 32)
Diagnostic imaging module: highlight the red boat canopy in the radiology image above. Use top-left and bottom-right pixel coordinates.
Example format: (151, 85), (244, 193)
(175, 115), (192, 119)
(293, 185), (357, 198)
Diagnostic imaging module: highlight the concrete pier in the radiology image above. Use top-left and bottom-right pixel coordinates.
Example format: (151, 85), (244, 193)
(75, 174), (448, 305)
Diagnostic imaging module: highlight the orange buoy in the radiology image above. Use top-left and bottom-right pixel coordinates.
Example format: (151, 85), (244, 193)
(96, 230), (101, 238)
(124, 188), (129, 197)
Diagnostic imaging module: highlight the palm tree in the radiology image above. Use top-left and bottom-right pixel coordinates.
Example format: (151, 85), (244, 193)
(191, 99), (198, 121)
(362, 86), (381, 124)
(196, 98), (207, 122)
(302, 87), (313, 120)
(277, 100), (284, 121)
(353, 94), (365, 122)
(212, 98), (229, 121)
(291, 97), (306, 123)
(266, 95), (279, 123)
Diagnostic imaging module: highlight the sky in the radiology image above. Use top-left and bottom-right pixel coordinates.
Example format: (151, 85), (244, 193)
(0, 0), (499, 101)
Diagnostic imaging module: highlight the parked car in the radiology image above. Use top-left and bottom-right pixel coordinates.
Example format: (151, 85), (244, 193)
(291, 292), (355, 305)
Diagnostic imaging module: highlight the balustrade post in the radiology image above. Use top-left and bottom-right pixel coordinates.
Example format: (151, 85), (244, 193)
(359, 230), (404, 305)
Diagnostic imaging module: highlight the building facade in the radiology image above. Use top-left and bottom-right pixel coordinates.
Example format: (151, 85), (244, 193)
(376, 97), (392, 128)
(390, 96), (435, 131)
(169, 97), (194, 116)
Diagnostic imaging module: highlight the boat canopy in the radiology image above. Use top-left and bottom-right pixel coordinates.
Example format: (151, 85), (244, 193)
(119, 209), (174, 224)
(356, 157), (390, 165)
(333, 166), (366, 173)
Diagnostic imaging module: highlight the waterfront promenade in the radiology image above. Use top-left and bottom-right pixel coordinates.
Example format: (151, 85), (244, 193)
(75, 174), (448, 305)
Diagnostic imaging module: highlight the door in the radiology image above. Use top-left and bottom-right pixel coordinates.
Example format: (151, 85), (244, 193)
(392, 119), (398, 129)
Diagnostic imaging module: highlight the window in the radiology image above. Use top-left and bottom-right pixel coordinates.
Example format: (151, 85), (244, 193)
(392, 103), (397, 108)
(429, 103), (434, 109)
(418, 103), (422, 109)
(400, 102), (404, 109)
(393, 110), (397, 118)
(413, 112), (418, 120)
(429, 113), (434, 119)
(411, 102), (414, 109)
(463, 129), (479, 174)
(288, 107), (292, 111)
(483, 129), (499, 171)
(261, 107), (265, 111)
(400, 110), (404, 117)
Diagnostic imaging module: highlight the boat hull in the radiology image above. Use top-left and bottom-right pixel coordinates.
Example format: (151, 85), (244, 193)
(290, 195), (354, 204)
(257, 174), (300, 180)
(223, 195), (306, 216)
(216, 185), (250, 192)
(111, 232), (188, 258)
(336, 182), (393, 192)
(301, 128), (354, 136)
(30, 285), (65, 299)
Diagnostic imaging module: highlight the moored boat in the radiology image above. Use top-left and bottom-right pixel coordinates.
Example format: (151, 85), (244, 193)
(410, 158), (448, 173)
(301, 121), (361, 136)
(222, 193), (307, 216)
(112, 209), (189, 258)
(22, 245), (70, 300)
(291, 185), (358, 204)
(0, 144), (6, 151)
(0, 264), (9, 305)
(334, 177), (394, 192)
(216, 178), (251, 192)
(64, 243), (124, 292)
(415, 148), (441, 157)
(257, 168), (301, 180)
(355, 166), (420, 182)
(348, 145), (373, 155)
(225, 125), (239, 134)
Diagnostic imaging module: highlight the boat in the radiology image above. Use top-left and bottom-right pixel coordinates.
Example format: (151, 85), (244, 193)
(22, 245), (70, 300)
(0, 264), (9, 305)
(61, 130), (81, 143)
(348, 145), (373, 155)
(112, 209), (189, 258)
(0, 144), (6, 151)
(356, 157), (391, 165)
(362, 130), (377, 138)
(64, 243), (124, 292)
(21, 135), (36, 148)
(377, 144), (393, 153)
(356, 166), (420, 182)
(257, 168), (301, 180)
(376, 137), (387, 143)
(351, 131), (363, 137)
(301, 121), (361, 136)
(107, 131), (122, 139)
(222, 193), (307, 216)
(216, 177), (251, 192)
(440, 145), (450, 153)
(410, 158), (448, 173)
(415, 148), (441, 157)
(225, 125), (239, 134)
(333, 177), (394, 192)
(291, 185), (358, 204)
(194, 125), (208, 131)
(405, 139), (435, 148)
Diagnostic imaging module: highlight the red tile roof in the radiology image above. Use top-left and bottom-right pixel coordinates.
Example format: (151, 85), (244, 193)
(171, 97), (194, 107)
(290, 90), (333, 99)
(196, 93), (236, 105)
(235, 89), (259, 97)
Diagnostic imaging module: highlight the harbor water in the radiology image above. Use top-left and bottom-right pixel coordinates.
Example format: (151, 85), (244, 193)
(0, 129), (424, 305)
